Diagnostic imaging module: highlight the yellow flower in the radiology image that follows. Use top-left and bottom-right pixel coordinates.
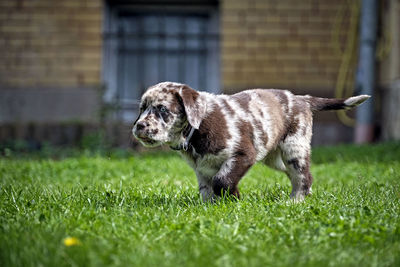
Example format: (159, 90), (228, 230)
(63, 237), (82, 246)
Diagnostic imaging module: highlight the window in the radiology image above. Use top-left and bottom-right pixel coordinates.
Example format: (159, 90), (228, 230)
(103, 1), (219, 121)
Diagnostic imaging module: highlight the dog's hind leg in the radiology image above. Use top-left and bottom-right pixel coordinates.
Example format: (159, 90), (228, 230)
(279, 133), (313, 202)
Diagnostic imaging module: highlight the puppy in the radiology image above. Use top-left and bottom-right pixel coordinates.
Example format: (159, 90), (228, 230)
(132, 82), (369, 202)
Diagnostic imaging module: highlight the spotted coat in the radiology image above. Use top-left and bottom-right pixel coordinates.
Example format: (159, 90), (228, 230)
(132, 82), (370, 201)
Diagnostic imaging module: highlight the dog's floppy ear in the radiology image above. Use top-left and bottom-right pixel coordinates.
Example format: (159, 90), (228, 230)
(178, 85), (207, 129)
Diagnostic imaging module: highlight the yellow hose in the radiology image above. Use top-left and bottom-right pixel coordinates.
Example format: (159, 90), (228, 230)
(332, 0), (360, 127)
(332, 0), (391, 127)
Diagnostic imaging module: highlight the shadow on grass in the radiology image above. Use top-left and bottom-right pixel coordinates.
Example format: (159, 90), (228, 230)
(128, 193), (204, 208)
(121, 187), (288, 209)
(241, 184), (292, 203)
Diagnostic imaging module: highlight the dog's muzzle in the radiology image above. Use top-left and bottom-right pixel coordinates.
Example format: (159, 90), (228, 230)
(132, 121), (157, 145)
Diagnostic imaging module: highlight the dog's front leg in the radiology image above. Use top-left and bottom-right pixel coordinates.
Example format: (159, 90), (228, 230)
(211, 155), (255, 199)
(196, 174), (215, 202)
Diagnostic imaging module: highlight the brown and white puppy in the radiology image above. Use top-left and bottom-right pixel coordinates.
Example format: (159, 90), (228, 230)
(132, 82), (370, 202)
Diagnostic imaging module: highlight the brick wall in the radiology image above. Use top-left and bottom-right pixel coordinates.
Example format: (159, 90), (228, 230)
(0, 0), (102, 88)
(380, 0), (400, 141)
(0, 0), (103, 126)
(221, 0), (353, 94)
(379, 0), (400, 86)
(221, 0), (360, 145)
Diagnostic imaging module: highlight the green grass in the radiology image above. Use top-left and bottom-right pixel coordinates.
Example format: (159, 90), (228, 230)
(1, 143), (400, 267)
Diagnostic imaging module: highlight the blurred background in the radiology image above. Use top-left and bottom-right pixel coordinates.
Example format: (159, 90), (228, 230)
(0, 0), (399, 151)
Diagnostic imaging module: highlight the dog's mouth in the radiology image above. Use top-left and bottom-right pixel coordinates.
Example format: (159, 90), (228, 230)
(139, 136), (155, 144)
(134, 134), (160, 147)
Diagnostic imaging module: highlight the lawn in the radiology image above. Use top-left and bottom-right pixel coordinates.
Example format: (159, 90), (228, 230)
(0, 143), (399, 267)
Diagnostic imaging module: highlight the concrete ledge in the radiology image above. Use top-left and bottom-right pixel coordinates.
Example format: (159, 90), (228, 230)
(0, 87), (102, 123)
(0, 122), (136, 148)
(312, 122), (354, 146)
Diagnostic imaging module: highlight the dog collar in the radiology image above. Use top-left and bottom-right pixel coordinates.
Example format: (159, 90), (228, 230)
(182, 126), (195, 151)
(170, 124), (195, 151)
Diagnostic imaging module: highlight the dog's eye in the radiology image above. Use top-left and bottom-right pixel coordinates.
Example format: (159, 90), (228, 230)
(158, 106), (168, 113)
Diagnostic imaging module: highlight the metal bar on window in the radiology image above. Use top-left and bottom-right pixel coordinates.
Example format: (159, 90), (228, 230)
(198, 17), (207, 90)
(116, 20), (125, 120)
(103, 32), (219, 40)
(137, 17), (145, 96)
(119, 48), (207, 54)
(159, 15), (166, 82)
(178, 17), (186, 82)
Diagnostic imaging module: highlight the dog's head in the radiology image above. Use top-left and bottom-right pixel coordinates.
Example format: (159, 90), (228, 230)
(132, 82), (207, 147)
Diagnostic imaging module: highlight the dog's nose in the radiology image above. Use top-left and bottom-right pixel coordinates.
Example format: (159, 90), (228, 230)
(135, 121), (147, 131)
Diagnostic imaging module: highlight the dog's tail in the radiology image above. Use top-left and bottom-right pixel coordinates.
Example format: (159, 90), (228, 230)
(305, 95), (370, 112)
